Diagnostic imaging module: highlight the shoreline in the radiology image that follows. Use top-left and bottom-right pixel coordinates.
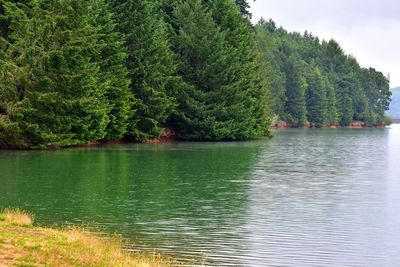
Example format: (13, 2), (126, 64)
(0, 209), (174, 267)
(270, 120), (388, 129)
(270, 125), (386, 130)
(0, 122), (392, 151)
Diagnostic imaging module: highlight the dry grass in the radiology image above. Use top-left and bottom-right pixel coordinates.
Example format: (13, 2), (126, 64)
(1, 208), (34, 227)
(0, 209), (176, 267)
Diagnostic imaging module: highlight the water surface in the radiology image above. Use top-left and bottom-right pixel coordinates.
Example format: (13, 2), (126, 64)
(1, 125), (400, 266)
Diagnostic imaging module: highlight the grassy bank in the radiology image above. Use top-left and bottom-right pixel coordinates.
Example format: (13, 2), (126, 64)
(0, 209), (174, 266)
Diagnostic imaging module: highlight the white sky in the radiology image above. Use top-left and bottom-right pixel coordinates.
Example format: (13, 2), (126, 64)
(250, 0), (400, 88)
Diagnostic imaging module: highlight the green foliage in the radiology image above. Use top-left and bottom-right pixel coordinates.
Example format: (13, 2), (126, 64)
(0, 0), (392, 148)
(325, 78), (338, 125)
(206, 0), (271, 136)
(0, 0), (29, 38)
(254, 22), (286, 119)
(255, 19), (391, 128)
(0, 0), (129, 148)
(284, 58), (307, 126)
(339, 94), (354, 126)
(94, 1), (132, 141)
(167, 0), (270, 140)
(234, 0), (252, 19)
(305, 67), (327, 127)
(110, 0), (179, 141)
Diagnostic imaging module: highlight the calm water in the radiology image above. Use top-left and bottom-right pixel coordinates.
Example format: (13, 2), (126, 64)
(1, 125), (400, 266)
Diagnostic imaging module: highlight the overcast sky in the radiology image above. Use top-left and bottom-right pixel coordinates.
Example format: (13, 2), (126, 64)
(250, 0), (400, 88)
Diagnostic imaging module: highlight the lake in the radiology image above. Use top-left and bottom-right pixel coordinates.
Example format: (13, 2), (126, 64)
(1, 125), (400, 266)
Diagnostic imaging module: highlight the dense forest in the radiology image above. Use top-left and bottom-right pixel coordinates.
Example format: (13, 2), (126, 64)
(255, 19), (392, 128)
(0, 0), (392, 148)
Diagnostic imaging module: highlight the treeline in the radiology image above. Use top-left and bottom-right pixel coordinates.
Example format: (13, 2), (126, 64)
(0, 0), (391, 149)
(255, 19), (392, 127)
(0, 0), (269, 148)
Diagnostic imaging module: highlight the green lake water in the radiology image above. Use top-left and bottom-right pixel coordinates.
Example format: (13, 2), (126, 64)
(1, 125), (400, 266)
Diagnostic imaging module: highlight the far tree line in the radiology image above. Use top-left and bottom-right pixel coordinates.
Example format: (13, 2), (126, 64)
(0, 0), (391, 148)
(255, 19), (391, 128)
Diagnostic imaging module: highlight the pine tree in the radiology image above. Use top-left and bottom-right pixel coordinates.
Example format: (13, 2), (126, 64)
(305, 66), (327, 127)
(92, 1), (132, 141)
(336, 78), (354, 126)
(325, 78), (338, 125)
(234, 0), (252, 19)
(360, 68), (391, 125)
(254, 22), (286, 119)
(284, 57), (307, 127)
(0, 0), (29, 38)
(340, 94), (354, 126)
(170, 0), (237, 140)
(110, 0), (179, 141)
(0, 0), (126, 148)
(205, 0), (271, 137)
(168, 0), (259, 140)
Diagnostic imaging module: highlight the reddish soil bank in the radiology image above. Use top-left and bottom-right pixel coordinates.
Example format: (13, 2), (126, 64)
(143, 129), (178, 143)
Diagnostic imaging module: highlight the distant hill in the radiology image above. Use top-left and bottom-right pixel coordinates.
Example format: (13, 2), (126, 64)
(388, 87), (400, 119)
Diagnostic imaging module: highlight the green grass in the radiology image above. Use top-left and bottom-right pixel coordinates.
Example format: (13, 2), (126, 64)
(0, 209), (175, 267)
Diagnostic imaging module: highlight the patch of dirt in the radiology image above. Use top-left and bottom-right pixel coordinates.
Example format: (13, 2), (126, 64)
(0, 241), (25, 266)
(8, 228), (48, 238)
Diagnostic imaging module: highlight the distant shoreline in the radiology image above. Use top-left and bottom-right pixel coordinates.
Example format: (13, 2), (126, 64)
(0, 123), (391, 151)
(270, 120), (387, 129)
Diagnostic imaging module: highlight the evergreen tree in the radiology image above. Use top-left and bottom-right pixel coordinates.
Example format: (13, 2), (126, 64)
(305, 66), (327, 127)
(169, 0), (267, 140)
(206, 0), (271, 136)
(336, 78), (354, 126)
(0, 0), (29, 38)
(284, 57), (307, 126)
(110, 0), (179, 141)
(0, 0), (127, 148)
(91, 0), (132, 141)
(1, 0), (394, 148)
(325, 78), (338, 125)
(339, 94), (354, 126)
(255, 19), (392, 128)
(235, 0), (252, 19)
(254, 21), (286, 119)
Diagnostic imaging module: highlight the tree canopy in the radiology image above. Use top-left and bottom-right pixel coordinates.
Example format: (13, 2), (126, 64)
(0, 0), (391, 148)
(255, 18), (391, 127)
